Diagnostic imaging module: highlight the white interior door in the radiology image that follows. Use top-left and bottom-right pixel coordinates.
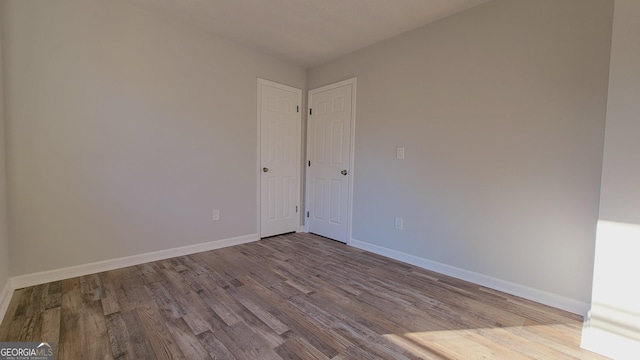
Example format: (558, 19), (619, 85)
(307, 79), (356, 243)
(259, 79), (301, 238)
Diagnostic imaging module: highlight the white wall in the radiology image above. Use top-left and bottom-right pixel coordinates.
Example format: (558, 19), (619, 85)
(582, 0), (640, 357)
(308, 0), (613, 307)
(0, 8), (10, 298)
(1, 0), (305, 276)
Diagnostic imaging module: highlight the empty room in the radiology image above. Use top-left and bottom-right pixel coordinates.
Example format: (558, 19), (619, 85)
(0, 0), (638, 359)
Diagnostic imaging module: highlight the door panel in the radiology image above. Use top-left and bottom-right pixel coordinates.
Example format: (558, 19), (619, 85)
(313, 178), (325, 220)
(259, 80), (301, 238)
(307, 80), (355, 243)
(330, 180), (342, 224)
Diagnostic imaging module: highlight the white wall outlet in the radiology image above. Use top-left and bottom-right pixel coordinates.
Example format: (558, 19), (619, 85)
(395, 217), (404, 230)
(396, 147), (405, 159)
(212, 209), (220, 221)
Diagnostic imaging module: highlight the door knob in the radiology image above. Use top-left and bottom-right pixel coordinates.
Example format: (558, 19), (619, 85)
(263, 167), (269, 172)
(341, 169), (348, 176)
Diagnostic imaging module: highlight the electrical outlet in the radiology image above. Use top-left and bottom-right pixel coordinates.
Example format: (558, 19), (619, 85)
(212, 209), (220, 221)
(395, 217), (403, 230)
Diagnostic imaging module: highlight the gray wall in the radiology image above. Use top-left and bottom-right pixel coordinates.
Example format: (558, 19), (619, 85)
(308, 0), (613, 303)
(1, 0), (305, 275)
(0, 13), (9, 292)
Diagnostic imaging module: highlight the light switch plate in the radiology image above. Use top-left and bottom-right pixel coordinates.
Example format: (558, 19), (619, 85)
(395, 217), (404, 230)
(396, 147), (405, 159)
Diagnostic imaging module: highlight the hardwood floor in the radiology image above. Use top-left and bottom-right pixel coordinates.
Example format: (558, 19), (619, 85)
(0, 233), (608, 359)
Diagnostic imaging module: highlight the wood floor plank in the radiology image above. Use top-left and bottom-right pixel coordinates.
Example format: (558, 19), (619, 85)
(99, 271), (123, 316)
(475, 326), (582, 359)
(82, 300), (113, 360)
(233, 282), (290, 335)
(18, 312), (44, 342)
(214, 321), (282, 360)
(238, 275), (343, 358)
(58, 278), (84, 360)
(276, 336), (330, 360)
(273, 341), (303, 360)
(105, 312), (135, 360)
(41, 306), (61, 358)
(25, 285), (48, 317)
(0, 233), (610, 359)
(45, 281), (63, 310)
(197, 287), (244, 327)
(159, 268), (226, 334)
(196, 330), (236, 360)
(3, 315), (26, 342)
(164, 317), (212, 360)
(145, 281), (186, 321)
(116, 267), (155, 313)
(120, 309), (157, 359)
(81, 274), (107, 302)
(225, 301), (286, 350)
(11, 287), (33, 318)
(136, 306), (185, 360)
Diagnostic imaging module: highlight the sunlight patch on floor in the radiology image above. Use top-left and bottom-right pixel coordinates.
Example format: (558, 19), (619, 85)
(384, 324), (591, 359)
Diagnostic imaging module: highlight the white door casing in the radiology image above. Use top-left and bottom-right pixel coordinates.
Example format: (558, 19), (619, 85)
(306, 78), (356, 243)
(258, 79), (302, 238)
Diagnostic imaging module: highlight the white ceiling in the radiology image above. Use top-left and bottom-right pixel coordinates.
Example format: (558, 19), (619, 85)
(125, 0), (490, 68)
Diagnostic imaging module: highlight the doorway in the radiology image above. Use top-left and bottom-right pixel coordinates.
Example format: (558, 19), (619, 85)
(306, 78), (357, 243)
(258, 79), (302, 238)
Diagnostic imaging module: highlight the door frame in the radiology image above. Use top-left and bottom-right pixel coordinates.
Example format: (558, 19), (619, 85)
(257, 78), (303, 238)
(305, 78), (357, 244)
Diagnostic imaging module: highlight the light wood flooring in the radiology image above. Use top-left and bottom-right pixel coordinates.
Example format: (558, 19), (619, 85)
(0, 233), (608, 359)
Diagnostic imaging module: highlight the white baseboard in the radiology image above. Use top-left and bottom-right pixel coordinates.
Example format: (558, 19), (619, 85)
(10, 234), (259, 291)
(582, 326), (640, 360)
(581, 304), (640, 359)
(0, 278), (14, 325)
(350, 238), (590, 316)
(2, 234), (590, 325)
